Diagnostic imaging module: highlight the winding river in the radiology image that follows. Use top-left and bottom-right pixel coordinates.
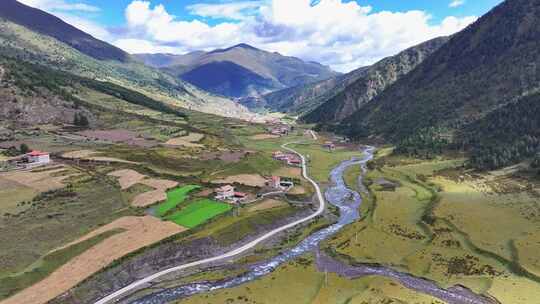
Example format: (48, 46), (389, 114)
(127, 146), (496, 304)
(128, 147), (374, 304)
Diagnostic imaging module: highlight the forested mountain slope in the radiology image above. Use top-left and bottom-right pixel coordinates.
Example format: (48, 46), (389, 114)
(339, 0), (540, 140)
(303, 37), (449, 123)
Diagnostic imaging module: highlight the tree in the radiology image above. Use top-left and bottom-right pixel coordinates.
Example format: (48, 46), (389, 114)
(73, 113), (89, 127)
(19, 143), (30, 154)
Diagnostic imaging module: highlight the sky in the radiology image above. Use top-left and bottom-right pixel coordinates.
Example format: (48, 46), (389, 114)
(18, 0), (503, 72)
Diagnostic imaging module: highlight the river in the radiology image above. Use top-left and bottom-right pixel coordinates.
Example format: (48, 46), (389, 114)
(128, 146), (496, 304)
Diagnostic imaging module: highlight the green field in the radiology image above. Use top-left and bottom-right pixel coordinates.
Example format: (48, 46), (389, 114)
(155, 185), (200, 217)
(166, 199), (232, 228)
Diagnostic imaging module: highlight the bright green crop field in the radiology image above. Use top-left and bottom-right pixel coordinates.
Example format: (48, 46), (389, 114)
(166, 199), (232, 228)
(156, 185), (200, 217)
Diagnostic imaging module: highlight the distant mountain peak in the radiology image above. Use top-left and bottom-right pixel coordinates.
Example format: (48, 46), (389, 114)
(137, 43), (339, 98)
(209, 43), (260, 54)
(232, 43), (259, 50)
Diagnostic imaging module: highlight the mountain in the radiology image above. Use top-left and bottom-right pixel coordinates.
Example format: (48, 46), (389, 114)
(336, 0), (540, 168)
(242, 37), (448, 117)
(135, 44), (339, 98)
(0, 0), (128, 62)
(302, 37), (449, 123)
(0, 1), (251, 119)
(239, 66), (369, 114)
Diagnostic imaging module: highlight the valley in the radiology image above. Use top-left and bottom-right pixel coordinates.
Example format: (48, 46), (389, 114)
(1, 0), (540, 303)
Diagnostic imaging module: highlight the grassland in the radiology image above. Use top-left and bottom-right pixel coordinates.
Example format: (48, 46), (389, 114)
(177, 254), (444, 304)
(156, 185), (201, 217)
(320, 152), (540, 303)
(166, 199), (232, 228)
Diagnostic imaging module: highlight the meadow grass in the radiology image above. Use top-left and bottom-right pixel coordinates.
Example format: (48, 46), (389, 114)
(166, 199), (232, 228)
(156, 185), (201, 217)
(178, 254), (443, 304)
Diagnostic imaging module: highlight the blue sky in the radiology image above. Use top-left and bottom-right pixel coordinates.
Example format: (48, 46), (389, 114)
(63, 0), (503, 26)
(20, 0), (504, 71)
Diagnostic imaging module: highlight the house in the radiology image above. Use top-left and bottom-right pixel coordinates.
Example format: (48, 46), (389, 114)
(287, 156), (302, 167)
(272, 151), (288, 161)
(24, 150), (51, 168)
(233, 192), (248, 203)
(273, 151), (302, 167)
(215, 185), (235, 200)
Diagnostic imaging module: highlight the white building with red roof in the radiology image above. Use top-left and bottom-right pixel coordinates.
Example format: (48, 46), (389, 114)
(27, 151), (50, 165)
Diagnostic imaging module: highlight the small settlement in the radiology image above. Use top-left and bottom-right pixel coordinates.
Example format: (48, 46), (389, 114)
(266, 121), (292, 137)
(2, 150), (51, 170)
(272, 151), (302, 167)
(214, 185), (248, 204)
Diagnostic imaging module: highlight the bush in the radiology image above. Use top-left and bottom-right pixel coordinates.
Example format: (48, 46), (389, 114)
(73, 113), (89, 127)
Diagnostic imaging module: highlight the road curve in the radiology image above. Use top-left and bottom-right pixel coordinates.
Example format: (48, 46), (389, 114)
(94, 141), (325, 304)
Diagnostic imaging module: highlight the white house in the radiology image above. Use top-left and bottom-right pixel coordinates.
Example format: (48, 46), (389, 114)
(215, 185), (235, 201)
(27, 151), (50, 165)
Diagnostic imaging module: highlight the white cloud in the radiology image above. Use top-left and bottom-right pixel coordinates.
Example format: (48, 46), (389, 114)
(123, 1), (241, 49)
(449, 0), (466, 8)
(115, 39), (187, 54)
(18, 0), (100, 12)
(187, 1), (263, 20)
(117, 0), (477, 72)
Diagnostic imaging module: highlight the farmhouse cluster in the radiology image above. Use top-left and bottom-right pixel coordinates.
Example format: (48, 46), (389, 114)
(266, 121), (292, 137)
(272, 151), (302, 167)
(214, 175), (295, 204)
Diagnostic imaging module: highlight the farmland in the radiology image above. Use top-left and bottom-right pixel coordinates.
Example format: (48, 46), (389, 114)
(156, 185), (201, 216)
(166, 199), (233, 228)
(4, 100), (537, 304)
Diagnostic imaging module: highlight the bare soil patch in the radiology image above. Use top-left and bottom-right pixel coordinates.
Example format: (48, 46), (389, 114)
(0, 166), (72, 193)
(2, 216), (186, 304)
(248, 199), (287, 212)
(76, 129), (159, 147)
(200, 151), (249, 163)
(107, 169), (146, 190)
(288, 186), (307, 195)
(165, 132), (205, 148)
(107, 170), (179, 207)
(273, 167), (302, 178)
(62, 150), (138, 164)
(132, 179), (178, 207)
(78, 129), (137, 142)
(212, 174), (267, 187)
(250, 134), (280, 140)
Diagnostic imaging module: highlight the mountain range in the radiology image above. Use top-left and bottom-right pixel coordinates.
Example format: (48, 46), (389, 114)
(325, 0), (540, 169)
(0, 0), (252, 124)
(249, 36), (448, 120)
(135, 44), (339, 98)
